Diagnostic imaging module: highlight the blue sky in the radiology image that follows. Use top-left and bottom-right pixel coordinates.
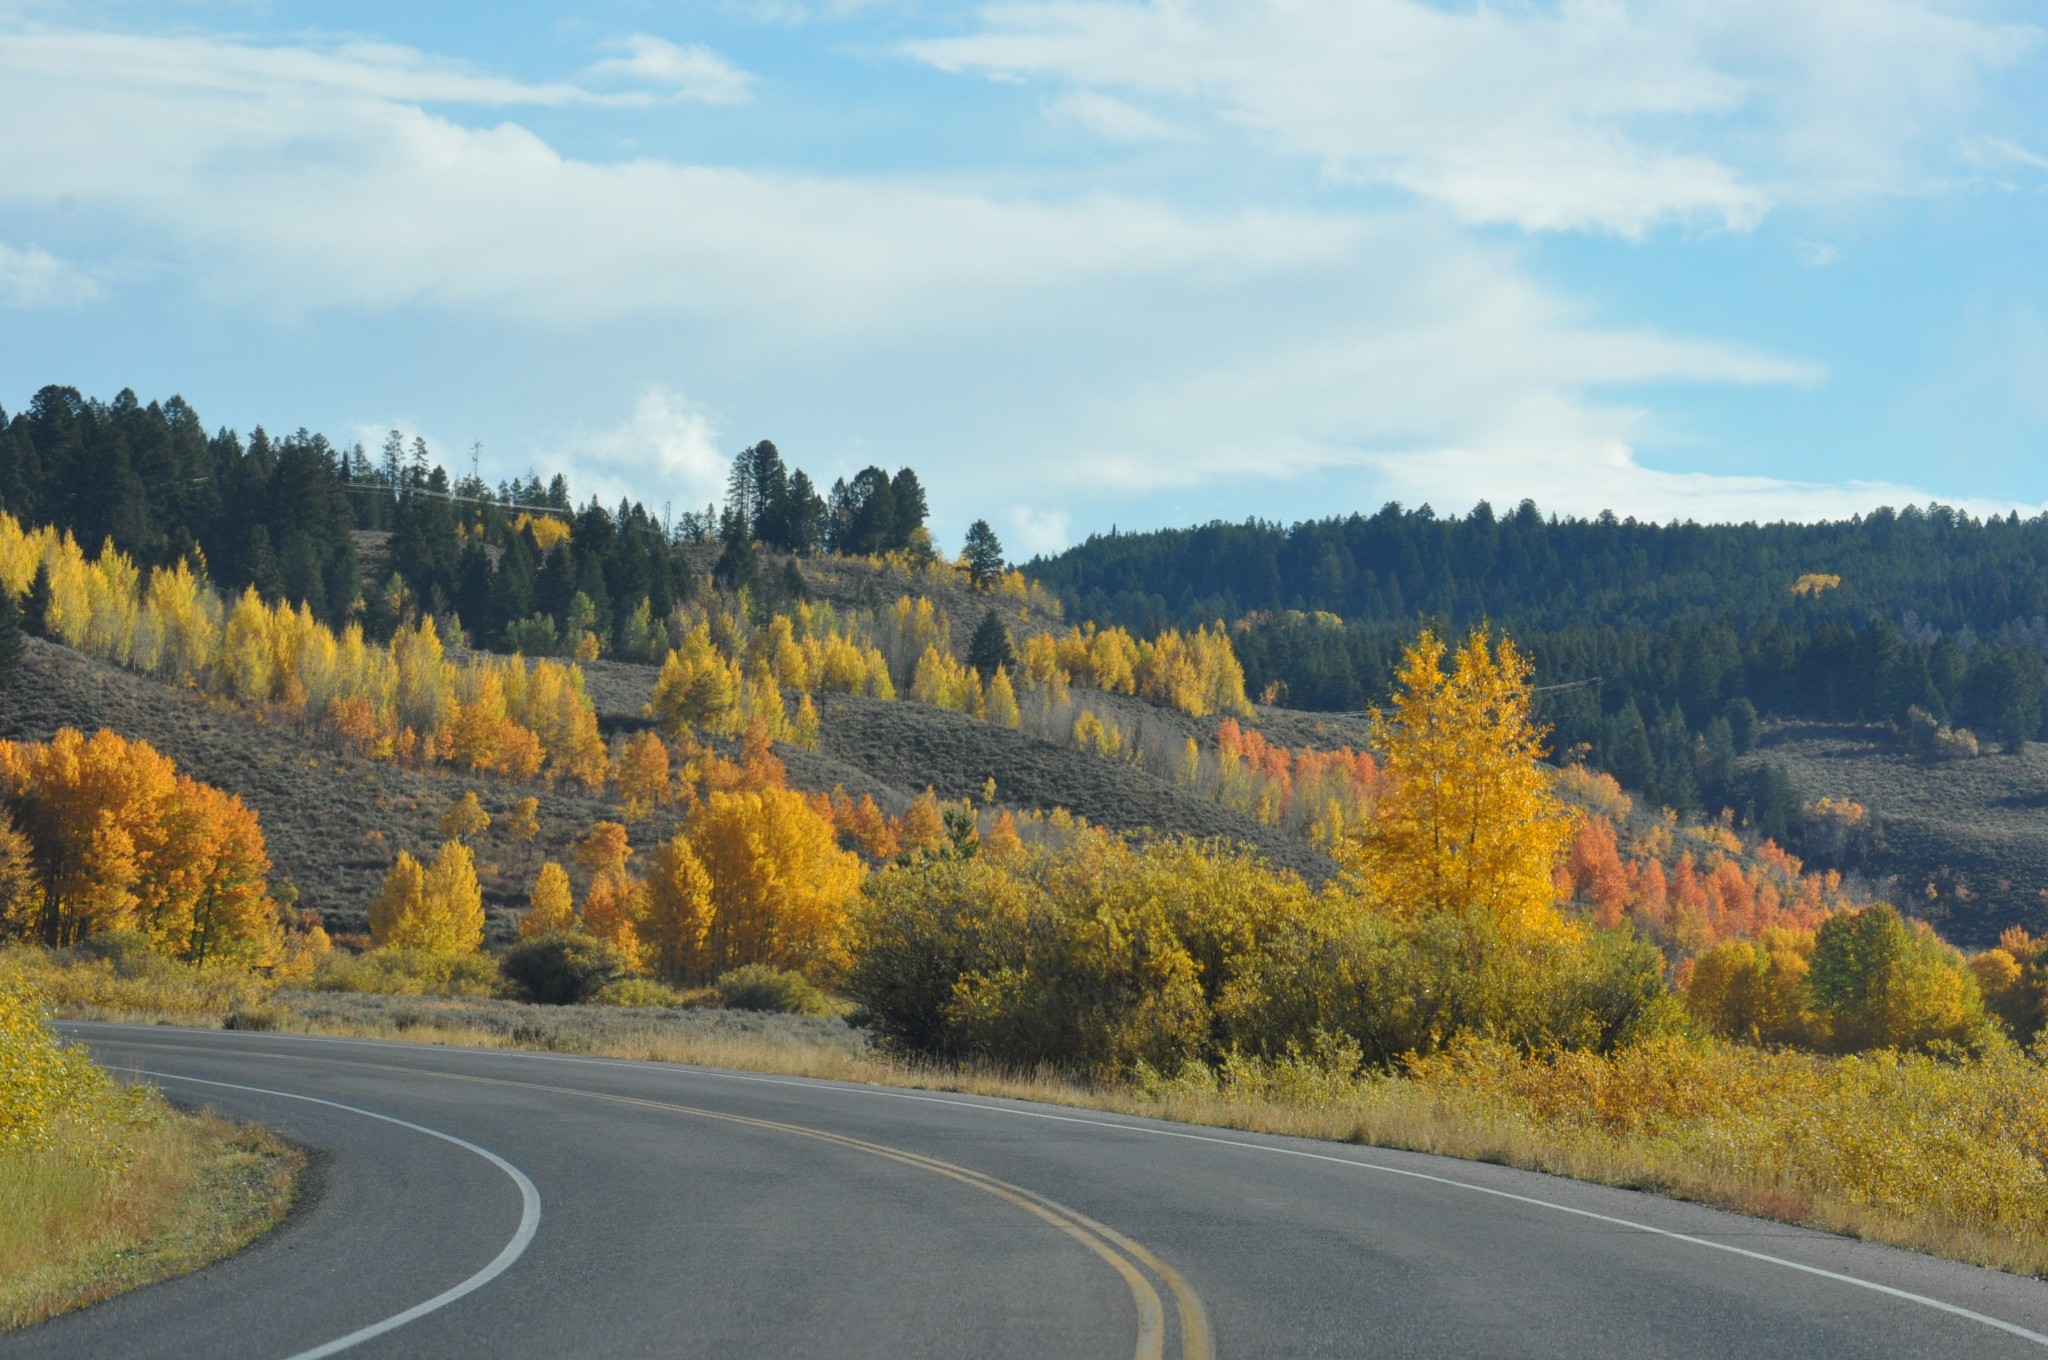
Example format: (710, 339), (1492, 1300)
(1, 1), (2044, 556)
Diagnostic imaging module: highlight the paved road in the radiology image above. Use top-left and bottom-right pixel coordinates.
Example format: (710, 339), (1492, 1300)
(9, 1025), (2048, 1359)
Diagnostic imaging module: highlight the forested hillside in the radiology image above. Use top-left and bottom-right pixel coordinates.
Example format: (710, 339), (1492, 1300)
(1030, 504), (2048, 823)
(11, 382), (2048, 939)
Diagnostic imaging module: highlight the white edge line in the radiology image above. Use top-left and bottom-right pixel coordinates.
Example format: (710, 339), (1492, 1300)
(141, 1070), (543, 1360)
(96, 1025), (2048, 1349)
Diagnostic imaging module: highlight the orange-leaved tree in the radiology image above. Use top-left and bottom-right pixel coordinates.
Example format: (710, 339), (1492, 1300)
(1343, 629), (1577, 940)
(0, 727), (289, 965)
(576, 821), (643, 967)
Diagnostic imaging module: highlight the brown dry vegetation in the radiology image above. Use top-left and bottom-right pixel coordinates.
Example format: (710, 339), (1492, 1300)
(0, 639), (616, 941)
(1753, 721), (2048, 947)
(550, 651), (1340, 879)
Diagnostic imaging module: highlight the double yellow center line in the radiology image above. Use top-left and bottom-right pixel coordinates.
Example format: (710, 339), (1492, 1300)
(120, 1041), (1213, 1360)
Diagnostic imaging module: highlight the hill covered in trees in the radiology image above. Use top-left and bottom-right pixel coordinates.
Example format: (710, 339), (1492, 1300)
(10, 381), (2048, 939)
(1029, 505), (2048, 830)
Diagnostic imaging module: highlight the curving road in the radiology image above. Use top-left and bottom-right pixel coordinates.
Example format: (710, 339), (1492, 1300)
(7, 1025), (2048, 1359)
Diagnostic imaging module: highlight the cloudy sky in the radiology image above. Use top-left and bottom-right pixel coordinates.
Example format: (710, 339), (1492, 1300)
(1, 1), (2044, 555)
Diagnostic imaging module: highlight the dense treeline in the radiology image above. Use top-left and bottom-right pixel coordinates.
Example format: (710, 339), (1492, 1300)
(0, 386), (361, 620)
(1031, 500), (2048, 633)
(1033, 502), (2048, 819)
(0, 387), (932, 662)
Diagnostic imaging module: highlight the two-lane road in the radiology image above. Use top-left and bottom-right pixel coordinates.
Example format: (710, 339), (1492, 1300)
(10, 1024), (2048, 1358)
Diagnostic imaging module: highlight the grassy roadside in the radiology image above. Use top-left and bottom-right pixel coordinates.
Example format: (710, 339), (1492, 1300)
(0, 1108), (301, 1331)
(42, 980), (2048, 1282)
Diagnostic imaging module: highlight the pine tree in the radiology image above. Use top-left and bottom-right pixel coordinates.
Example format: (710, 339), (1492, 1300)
(967, 609), (1015, 680)
(22, 564), (50, 639)
(0, 586), (20, 686)
(962, 519), (1005, 587)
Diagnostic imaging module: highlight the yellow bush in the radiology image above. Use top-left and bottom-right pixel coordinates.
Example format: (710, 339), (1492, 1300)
(0, 980), (119, 1154)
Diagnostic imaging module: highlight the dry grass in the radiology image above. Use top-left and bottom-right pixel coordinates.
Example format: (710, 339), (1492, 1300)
(0, 1099), (300, 1331)
(1757, 721), (2048, 948)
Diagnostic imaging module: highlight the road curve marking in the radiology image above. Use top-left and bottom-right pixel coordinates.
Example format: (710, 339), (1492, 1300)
(96, 1024), (2048, 1350)
(141, 1071), (543, 1360)
(688, 1068), (2048, 1351)
(120, 1038), (1200, 1360)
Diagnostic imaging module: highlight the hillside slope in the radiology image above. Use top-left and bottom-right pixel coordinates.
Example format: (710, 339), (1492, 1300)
(2, 638), (1345, 943)
(0, 640), (617, 939)
(1753, 722), (2048, 947)
(578, 656), (1337, 881)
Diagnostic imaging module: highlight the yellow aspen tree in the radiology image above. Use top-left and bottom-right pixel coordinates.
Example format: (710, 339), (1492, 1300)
(639, 834), (715, 982)
(648, 623), (742, 739)
(520, 861), (577, 938)
(420, 840), (485, 954)
(506, 797), (541, 845)
(575, 821), (643, 964)
(793, 693), (822, 751)
(439, 791), (492, 844)
(1344, 629), (1577, 941)
(683, 786), (863, 980)
(614, 731), (672, 820)
(367, 852), (428, 949)
(982, 810), (1025, 861)
(985, 666), (1021, 727)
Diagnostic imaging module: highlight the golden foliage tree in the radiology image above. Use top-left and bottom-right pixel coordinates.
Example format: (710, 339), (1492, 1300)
(682, 786), (864, 982)
(439, 791), (492, 844)
(520, 861), (577, 939)
(0, 727), (287, 965)
(370, 842), (483, 954)
(985, 666), (1021, 728)
(614, 731), (671, 820)
(647, 623), (741, 739)
(421, 840), (485, 955)
(367, 852), (428, 950)
(1344, 629), (1576, 940)
(506, 796), (541, 844)
(576, 821), (643, 966)
(638, 834), (716, 982)
(896, 789), (946, 857)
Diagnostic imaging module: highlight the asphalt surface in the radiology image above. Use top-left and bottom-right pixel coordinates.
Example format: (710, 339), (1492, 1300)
(9, 1025), (2048, 1359)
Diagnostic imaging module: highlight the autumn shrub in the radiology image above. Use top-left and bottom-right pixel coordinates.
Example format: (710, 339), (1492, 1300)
(0, 944), (271, 1020)
(1687, 905), (1995, 1055)
(715, 964), (832, 1016)
(0, 980), (129, 1156)
(500, 933), (622, 1006)
(596, 977), (694, 1008)
(308, 947), (501, 998)
(1389, 1036), (2048, 1252)
(851, 831), (1321, 1074)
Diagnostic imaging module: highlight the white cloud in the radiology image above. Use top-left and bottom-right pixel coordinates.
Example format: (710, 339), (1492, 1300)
(587, 35), (756, 105)
(0, 21), (1960, 535)
(1045, 89), (1186, 144)
(1795, 240), (1842, 268)
(0, 26), (751, 112)
(908, 0), (2038, 236)
(0, 27), (1362, 330)
(1006, 505), (1073, 556)
(0, 241), (97, 307)
(568, 387), (731, 513)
